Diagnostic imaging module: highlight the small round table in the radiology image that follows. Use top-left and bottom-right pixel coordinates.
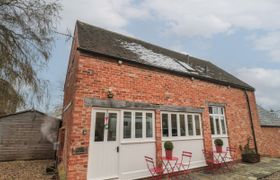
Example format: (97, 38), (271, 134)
(213, 150), (229, 170)
(161, 156), (179, 178)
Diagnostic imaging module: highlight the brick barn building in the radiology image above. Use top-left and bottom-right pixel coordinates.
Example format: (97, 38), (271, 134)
(59, 21), (274, 179)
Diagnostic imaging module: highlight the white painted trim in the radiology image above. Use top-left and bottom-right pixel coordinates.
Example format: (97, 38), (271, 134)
(209, 106), (228, 136)
(88, 175), (118, 180)
(211, 135), (229, 138)
(119, 169), (150, 180)
(162, 137), (204, 141)
(63, 101), (72, 112)
(120, 169), (148, 176)
(120, 110), (155, 142)
(120, 139), (156, 144)
(160, 112), (203, 139)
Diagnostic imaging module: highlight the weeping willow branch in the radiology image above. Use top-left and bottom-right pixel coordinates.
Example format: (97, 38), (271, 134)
(0, 0), (61, 113)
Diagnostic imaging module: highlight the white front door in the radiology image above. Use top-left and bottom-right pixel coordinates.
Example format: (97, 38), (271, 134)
(88, 110), (120, 180)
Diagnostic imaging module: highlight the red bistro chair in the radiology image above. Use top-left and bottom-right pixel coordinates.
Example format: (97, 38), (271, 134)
(202, 150), (222, 174)
(225, 147), (238, 168)
(145, 156), (164, 179)
(175, 151), (192, 178)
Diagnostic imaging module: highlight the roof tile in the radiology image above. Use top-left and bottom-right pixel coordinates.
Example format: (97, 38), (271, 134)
(76, 21), (254, 90)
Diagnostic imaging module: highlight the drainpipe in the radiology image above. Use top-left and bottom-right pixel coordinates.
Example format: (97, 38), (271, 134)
(244, 90), (259, 154)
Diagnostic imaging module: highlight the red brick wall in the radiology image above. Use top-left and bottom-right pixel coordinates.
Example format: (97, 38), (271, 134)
(258, 127), (280, 157)
(59, 28), (81, 178)
(62, 50), (263, 179)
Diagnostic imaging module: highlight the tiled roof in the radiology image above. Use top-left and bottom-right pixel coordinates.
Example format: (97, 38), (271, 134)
(76, 21), (254, 91)
(0, 109), (60, 120)
(257, 105), (280, 127)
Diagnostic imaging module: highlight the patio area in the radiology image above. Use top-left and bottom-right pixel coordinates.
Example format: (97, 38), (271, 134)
(189, 157), (280, 180)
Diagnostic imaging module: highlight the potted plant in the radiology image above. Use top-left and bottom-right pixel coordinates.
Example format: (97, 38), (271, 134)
(164, 141), (174, 159)
(214, 139), (223, 153)
(239, 137), (260, 163)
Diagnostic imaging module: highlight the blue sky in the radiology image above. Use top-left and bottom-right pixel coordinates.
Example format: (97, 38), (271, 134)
(42, 0), (280, 111)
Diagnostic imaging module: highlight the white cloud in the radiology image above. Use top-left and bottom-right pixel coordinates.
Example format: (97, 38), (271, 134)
(235, 68), (280, 110)
(141, 0), (280, 38)
(60, 0), (280, 38)
(60, 0), (148, 34)
(252, 31), (280, 62)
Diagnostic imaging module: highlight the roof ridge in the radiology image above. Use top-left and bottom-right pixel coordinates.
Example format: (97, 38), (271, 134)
(0, 109), (59, 120)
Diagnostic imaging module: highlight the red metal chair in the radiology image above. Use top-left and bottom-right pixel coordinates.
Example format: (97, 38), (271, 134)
(225, 147), (238, 168)
(145, 156), (164, 179)
(175, 151), (192, 178)
(202, 150), (222, 173)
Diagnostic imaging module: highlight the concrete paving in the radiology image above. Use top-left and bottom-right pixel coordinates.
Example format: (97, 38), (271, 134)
(188, 157), (280, 180)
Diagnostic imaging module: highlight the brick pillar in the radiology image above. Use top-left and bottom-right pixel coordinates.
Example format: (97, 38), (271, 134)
(202, 108), (213, 152)
(155, 109), (162, 166)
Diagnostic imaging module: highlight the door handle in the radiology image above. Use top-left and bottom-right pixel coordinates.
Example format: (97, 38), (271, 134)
(116, 146), (119, 153)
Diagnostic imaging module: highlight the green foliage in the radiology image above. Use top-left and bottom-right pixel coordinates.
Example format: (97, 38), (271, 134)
(58, 163), (66, 180)
(0, 0), (61, 111)
(214, 138), (223, 146)
(164, 141), (174, 150)
(239, 137), (256, 155)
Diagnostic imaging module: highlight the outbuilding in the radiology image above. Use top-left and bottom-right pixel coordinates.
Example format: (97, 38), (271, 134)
(59, 21), (270, 180)
(0, 109), (60, 161)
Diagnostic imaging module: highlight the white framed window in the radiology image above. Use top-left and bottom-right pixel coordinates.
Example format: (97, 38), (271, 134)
(209, 106), (227, 136)
(121, 110), (155, 142)
(161, 112), (202, 139)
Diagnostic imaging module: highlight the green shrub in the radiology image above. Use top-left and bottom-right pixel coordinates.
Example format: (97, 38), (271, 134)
(164, 141), (174, 150)
(214, 139), (223, 146)
(239, 137), (256, 155)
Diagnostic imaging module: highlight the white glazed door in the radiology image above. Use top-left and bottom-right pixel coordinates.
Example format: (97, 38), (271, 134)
(88, 110), (120, 180)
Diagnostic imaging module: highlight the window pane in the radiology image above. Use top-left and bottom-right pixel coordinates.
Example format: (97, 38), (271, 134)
(162, 114), (169, 137)
(135, 112), (143, 138)
(146, 113), (153, 138)
(107, 113), (117, 141)
(221, 108), (224, 114)
(221, 117), (226, 134)
(208, 107), (213, 114)
(123, 112), (132, 139)
(195, 115), (201, 136)
(187, 115), (193, 136)
(95, 112), (105, 142)
(210, 116), (215, 135)
(213, 107), (218, 114)
(180, 114), (186, 136)
(215, 117), (220, 134)
(171, 114), (178, 137)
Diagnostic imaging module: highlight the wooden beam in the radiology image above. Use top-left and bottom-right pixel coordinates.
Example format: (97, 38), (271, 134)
(84, 98), (204, 113)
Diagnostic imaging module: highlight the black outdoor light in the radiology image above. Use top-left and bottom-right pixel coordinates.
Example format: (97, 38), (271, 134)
(107, 89), (114, 98)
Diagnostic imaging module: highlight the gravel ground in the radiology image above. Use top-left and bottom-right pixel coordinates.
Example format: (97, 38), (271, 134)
(0, 160), (54, 180)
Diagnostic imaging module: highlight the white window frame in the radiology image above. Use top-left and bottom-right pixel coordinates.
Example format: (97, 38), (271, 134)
(120, 110), (155, 143)
(161, 112), (203, 141)
(209, 106), (228, 138)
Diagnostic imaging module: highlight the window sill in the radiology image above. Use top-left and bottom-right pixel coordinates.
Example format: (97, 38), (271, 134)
(211, 135), (229, 138)
(121, 139), (155, 144)
(162, 136), (204, 141)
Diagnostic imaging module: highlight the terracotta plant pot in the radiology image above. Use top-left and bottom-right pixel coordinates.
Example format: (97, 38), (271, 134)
(165, 150), (172, 159)
(216, 145), (222, 153)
